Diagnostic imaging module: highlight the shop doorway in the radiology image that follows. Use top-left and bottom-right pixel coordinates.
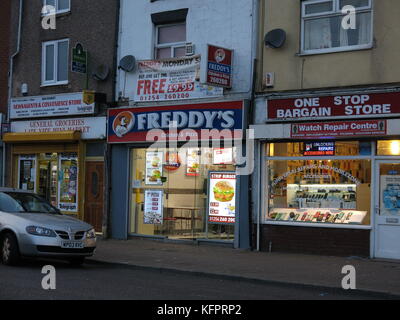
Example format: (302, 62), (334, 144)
(84, 161), (104, 232)
(37, 154), (58, 207)
(375, 161), (400, 260)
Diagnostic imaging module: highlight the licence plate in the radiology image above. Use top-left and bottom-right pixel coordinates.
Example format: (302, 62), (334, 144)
(61, 241), (84, 249)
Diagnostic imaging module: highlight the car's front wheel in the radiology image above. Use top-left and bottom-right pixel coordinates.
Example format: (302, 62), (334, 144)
(1, 233), (20, 266)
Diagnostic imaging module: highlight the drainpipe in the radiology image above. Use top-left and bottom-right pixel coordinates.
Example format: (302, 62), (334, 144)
(4, 0), (23, 186)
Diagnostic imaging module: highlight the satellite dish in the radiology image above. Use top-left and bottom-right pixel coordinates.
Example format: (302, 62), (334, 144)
(119, 55), (136, 72)
(265, 29), (286, 48)
(92, 65), (110, 81)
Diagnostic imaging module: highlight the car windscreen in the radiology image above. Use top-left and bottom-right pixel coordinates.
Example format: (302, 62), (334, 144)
(0, 192), (61, 214)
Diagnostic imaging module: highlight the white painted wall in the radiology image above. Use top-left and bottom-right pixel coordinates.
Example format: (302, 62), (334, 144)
(117, 0), (257, 102)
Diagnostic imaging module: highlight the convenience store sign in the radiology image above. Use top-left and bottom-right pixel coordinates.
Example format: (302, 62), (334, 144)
(291, 120), (386, 139)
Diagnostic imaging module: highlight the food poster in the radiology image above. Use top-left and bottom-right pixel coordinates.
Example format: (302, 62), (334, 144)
(145, 151), (163, 185)
(144, 190), (164, 224)
(58, 153), (78, 212)
(186, 148), (200, 176)
(380, 175), (400, 216)
(208, 172), (236, 224)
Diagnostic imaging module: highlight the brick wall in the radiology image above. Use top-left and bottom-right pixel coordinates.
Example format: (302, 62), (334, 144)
(253, 224), (370, 257)
(0, 0), (11, 114)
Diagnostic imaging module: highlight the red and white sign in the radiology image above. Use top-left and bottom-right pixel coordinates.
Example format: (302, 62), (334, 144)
(208, 172), (236, 224)
(268, 92), (400, 121)
(206, 45), (233, 88)
(291, 120), (387, 139)
(10, 92), (95, 119)
(134, 55), (222, 102)
(11, 117), (106, 140)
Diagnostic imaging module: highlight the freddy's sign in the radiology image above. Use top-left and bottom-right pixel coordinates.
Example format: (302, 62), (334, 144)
(267, 92), (400, 121)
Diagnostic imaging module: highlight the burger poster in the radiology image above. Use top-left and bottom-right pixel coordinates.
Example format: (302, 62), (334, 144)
(145, 151), (163, 185)
(208, 172), (236, 224)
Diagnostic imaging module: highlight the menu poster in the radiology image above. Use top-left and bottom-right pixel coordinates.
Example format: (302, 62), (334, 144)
(380, 175), (400, 216)
(144, 190), (164, 224)
(208, 172), (236, 224)
(213, 148), (234, 165)
(186, 148), (200, 176)
(58, 153), (79, 212)
(145, 151), (163, 185)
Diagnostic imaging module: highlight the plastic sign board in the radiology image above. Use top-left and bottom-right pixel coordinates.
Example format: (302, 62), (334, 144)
(208, 172), (236, 224)
(206, 45), (233, 88)
(291, 120), (386, 139)
(304, 142), (335, 156)
(268, 92), (400, 121)
(10, 92), (96, 119)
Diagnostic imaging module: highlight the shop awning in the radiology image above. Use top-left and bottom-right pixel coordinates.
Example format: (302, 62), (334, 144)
(2, 130), (82, 143)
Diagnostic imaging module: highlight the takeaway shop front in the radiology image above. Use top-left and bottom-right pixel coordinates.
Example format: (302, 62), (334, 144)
(252, 90), (400, 259)
(3, 92), (107, 232)
(108, 100), (250, 248)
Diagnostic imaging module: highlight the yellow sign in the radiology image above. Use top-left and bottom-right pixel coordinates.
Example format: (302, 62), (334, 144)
(83, 90), (95, 105)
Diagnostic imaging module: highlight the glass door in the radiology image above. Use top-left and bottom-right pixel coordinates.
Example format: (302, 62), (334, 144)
(375, 161), (400, 259)
(38, 153), (58, 207)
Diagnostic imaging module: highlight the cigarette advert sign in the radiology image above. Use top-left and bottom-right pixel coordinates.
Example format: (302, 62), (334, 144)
(206, 45), (233, 88)
(208, 172), (236, 224)
(134, 55), (223, 102)
(267, 92), (400, 121)
(291, 120), (387, 139)
(10, 92), (95, 119)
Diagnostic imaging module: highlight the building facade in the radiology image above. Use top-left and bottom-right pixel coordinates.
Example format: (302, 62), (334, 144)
(0, 0), (12, 185)
(108, 0), (259, 248)
(4, 0), (120, 234)
(252, 0), (400, 259)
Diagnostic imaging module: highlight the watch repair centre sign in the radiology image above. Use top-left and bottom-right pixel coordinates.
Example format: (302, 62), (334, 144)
(291, 119), (387, 139)
(267, 92), (400, 121)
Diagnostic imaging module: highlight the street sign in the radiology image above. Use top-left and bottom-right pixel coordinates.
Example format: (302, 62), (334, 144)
(72, 43), (87, 74)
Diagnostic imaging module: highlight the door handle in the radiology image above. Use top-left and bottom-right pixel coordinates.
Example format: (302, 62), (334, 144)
(375, 206), (381, 215)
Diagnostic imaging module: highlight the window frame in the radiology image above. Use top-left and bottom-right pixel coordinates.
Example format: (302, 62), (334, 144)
(43, 0), (71, 15)
(154, 22), (187, 59)
(41, 39), (70, 87)
(300, 0), (373, 55)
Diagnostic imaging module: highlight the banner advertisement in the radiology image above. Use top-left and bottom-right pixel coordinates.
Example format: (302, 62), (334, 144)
(380, 175), (400, 216)
(145, 151), (163, 185)
(208, 172), (236, 224)
(58, 153), (79, 212)
(205, 45), (233, 88)
(291, 120), (386, 139)
(144, 190), (164, 224)
(108, 101), (244, 143)
(134, 55), (223, 102)
(268, 92), (400, 121)
(10, 92), (96, 119)
(11, 117), (106, 140)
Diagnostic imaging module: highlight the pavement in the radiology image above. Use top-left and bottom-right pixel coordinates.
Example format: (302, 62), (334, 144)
(88, 238), (400, 298)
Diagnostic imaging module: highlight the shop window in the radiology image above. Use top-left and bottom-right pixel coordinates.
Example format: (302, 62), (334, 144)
(377, 140), (400, 156)
(268, 141), (370, 157)
(265, 159), (371, 225)
(42, 39), (69, 86)
(301, 0), (373, 54)
(129, 146), (236, 240)
(155, 23), (186, 59)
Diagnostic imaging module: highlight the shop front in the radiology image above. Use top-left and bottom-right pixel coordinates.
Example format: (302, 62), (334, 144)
(5, 92), (107, 231)
(108, 100), (250, 248)
(252, 90), (400, 259)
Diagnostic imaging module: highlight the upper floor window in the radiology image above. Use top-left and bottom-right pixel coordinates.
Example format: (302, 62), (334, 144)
(43, 0), (71, 15)
(155, 23), (187, 59)
(301, 0), (373, 54)
(42, 39), (69, 86)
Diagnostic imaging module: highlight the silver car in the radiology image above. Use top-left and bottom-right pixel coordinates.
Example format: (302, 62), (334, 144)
(0, 188), (96, 266)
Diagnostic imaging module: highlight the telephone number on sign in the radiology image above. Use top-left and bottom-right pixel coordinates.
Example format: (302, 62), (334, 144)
(139, 93), (191, 101)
